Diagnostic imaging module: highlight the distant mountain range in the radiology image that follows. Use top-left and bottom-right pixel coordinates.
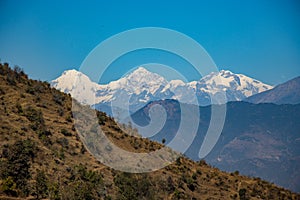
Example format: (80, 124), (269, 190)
(130, 100), (300, 192)
(246, 76), (300, 104)
(51, 67), (273, 116)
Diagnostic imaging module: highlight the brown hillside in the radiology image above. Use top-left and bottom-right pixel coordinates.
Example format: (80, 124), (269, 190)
(0, 63), (299, 200)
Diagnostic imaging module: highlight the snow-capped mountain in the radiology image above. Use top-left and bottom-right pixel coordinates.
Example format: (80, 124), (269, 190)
(95, 67), (174, 111)
(51, 69), (101, 105)
(51, 67), (273, 115)
(194, 70), (273, 103)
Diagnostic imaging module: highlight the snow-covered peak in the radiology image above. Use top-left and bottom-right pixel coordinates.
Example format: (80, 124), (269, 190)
(198, 70), (273, 99)
(124, 67), (167, 84)
(162, 79), (186, 93)
(200, 70), (240, 88)
(201, 69), (234, 80)
(61, 69), (83, 76)
(51, 69), (100, 105)
(219, 69), (234, 75)
(169, 79), (186, 87)
(126, 67), (150, 76)
(52, 69), (82, 90)
(104, 67), (168, 94)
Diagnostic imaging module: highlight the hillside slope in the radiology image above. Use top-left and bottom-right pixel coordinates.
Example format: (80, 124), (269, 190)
(0, 63), (299, 199)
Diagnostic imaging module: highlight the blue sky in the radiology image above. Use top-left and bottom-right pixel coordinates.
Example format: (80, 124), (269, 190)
(0, 0), (299, 85)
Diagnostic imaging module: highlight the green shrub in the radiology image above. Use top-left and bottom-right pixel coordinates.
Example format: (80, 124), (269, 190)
(57, 137), (69, 148)
(58, 108), (64, 116)
(16, 102), (23, 114)
(198, 159), (207, 166)
(176, 157), (181, 166)
(239, 188), (247, 200)
(13, 65), (23, 74)
(114, 172), (154, 200)
(6, 75), (16, 85)
(1, 176), (17, 196)
(0, 139), (36, 196)
(0, 87), (5, 95)
(166, 176), (175, 193)
(24, 106), (44, 125)
(61, 128), (72, 136)
(61, 164), (104, 199)
(24, 106), (52, 144)
(173, 189), (183, 200)
(26, 83), (45, 95)
(234, 170), (240, 176)
(97, 111), (107, 125)
(34, 170), (48, 199)
(192, 172), (197, 180)
(80, 145), (86, 154)
(48, 182), (60, 200)
(53, 92), (65, 105)
(25, 86), (35, 94)
(66, 114), (72, 122)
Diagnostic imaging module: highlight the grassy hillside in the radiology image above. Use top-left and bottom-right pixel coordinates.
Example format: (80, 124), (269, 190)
(0, 63), (299, 199)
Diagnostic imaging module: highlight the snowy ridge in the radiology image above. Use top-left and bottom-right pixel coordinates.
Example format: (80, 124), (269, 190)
(96, 67), (169, 100)
(51, 67), (273, 113)
(51, 69), (101, 105)
(196, 70), (273, 101)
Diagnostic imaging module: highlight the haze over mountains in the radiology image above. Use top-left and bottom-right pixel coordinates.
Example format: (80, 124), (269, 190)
(51, 67), (273, 116)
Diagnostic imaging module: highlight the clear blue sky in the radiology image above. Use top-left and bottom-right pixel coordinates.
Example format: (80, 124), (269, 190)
(0, 0), (299, 85)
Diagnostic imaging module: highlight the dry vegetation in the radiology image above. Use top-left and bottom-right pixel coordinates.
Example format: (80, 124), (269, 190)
(0, 63), (299, 199)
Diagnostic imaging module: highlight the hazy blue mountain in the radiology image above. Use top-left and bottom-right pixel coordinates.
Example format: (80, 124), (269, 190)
(246, 76), (300, 104)
(130, 100), (300, 192)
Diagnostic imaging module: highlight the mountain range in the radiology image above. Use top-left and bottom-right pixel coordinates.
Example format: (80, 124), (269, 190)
(51, 67), (273, 117)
